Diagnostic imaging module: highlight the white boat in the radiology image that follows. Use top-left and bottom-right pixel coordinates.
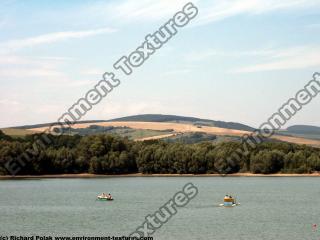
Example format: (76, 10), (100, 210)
(97, 194), (113, 201)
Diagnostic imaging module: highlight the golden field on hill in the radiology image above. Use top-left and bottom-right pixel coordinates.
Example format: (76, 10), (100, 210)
(27, 121), (320, 147)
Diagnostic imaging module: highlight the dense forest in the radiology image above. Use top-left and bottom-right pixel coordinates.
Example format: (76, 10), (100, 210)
(1, 130), (320, 175)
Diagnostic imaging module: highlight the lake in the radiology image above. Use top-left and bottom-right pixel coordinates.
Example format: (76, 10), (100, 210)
(0, 177), (319, 239)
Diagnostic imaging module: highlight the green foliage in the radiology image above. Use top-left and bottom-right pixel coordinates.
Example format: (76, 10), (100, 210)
(164, 132), (217, 144)
(0, 130), (320, 175)
(250, 150), (284, 174)
(0, 130), (12, 141)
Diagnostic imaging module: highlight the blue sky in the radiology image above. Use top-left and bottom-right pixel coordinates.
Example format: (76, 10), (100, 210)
(0, 0), (320, 128)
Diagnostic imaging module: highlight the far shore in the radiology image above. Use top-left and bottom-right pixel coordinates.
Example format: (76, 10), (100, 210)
(1, 172), (320, 179)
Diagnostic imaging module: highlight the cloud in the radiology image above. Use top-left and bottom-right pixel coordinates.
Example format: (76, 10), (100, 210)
(194, 0), (320, 26)
(80, 68), (104, 76)
(0, 68), (64, 78)
(113, 0), (193, 21)
(87, 0), (318, 25)
(184, 45), (320, 73)
(0, 55), (72, 66)
(20, 0), (318, 31)
(0, 27), (117, 51)
(233, 46), (320, 73)
(0, 55), (70, 78)
(86, 0), (194, 23)
(184, 48), (274, 62)
(0, 99), (20, 106)
(65, 80), (94, 87)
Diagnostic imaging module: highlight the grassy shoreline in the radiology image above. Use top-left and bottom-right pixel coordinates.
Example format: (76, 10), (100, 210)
(1, 172), (320, 179)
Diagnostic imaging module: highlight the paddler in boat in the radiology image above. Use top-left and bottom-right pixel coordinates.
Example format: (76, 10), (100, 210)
(229, 195), (234, 204)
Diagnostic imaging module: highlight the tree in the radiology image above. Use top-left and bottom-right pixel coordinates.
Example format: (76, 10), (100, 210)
(250, 150), (284, 174)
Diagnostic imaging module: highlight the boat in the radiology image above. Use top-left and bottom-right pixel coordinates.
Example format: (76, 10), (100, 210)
(219, 195), (240, 207)
(97, 193), (113, 201)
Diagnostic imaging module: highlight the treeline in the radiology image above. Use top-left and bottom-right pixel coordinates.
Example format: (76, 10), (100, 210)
(0, 130), (320, 175)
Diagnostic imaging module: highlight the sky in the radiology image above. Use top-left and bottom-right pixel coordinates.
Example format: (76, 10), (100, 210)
(0, 0), (320, 128)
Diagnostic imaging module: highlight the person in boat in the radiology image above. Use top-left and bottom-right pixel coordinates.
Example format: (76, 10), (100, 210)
(229, 195), (236, 204)
(107, 193), (112, 199)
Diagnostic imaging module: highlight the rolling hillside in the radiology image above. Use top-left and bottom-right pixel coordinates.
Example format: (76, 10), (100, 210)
(276, 125), (320, 141)
(109, 114), (255, 131)
(27, 120), (320, 147)
(14, 114), (255, 131)
(287, 125), (320, 135)
(3, 114), (320, 147)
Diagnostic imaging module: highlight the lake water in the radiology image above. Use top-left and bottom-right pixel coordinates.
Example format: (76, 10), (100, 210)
(0, 177), (319, 240)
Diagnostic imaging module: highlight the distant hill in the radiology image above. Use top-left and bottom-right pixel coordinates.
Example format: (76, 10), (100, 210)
(287, 125), (320, 135)
(14, 114), (254, 132)
(276, 125), (320, 141)
(15, 120), (106, 130)
(109, 114), (255, 131)
(6, 115), (320, 147)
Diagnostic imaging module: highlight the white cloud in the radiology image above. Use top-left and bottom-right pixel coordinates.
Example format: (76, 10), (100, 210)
(80, 68), (104, 76)
(0, 68), (63, 77)
(114, 0), (192, 21)
(86, 0), (319, 25)
(0, 99), (20, 106)
(65, 80), (94, 87)
(0, 27), (117, 51)
(194, 0), (320, 26)
(0, 55), (70, 78)
(27, 0), (319, 30)
(234, 46), (320, 73)
(184, 45), (320, 73)
(86, 0), (194, 23)
(0, 55), (72, 66)
(184, 48), (274, 62)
